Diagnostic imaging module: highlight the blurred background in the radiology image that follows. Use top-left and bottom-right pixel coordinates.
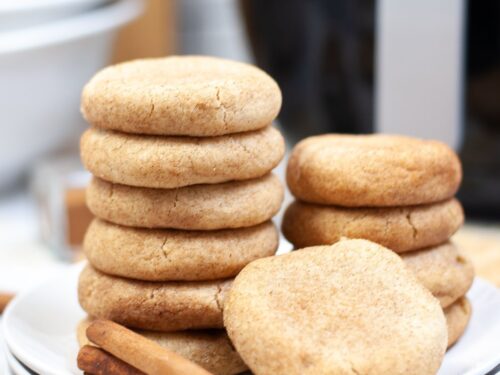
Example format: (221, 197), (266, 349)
(0, 0), (499, 291)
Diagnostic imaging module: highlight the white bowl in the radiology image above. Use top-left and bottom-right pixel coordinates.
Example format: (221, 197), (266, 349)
(0, 0), (143, 190)
(0, 0), (110, 31)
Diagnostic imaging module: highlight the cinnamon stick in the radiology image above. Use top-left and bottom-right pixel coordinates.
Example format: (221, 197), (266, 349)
(78, 345), (144, 375)
(86, 320), (213, 375)
(0, 292), (14, 313)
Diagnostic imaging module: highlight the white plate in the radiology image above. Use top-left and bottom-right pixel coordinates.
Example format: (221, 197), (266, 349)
(3, 345), (30, 375)
(2, 263), (500, 375)
(3, 263), (85, 375)
(1, 317), (27, 375)
(0, 319), (13, 375)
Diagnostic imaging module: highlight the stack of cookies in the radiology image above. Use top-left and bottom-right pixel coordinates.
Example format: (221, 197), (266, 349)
(77, 56), (285, 375)
(282, 134), (474, 348)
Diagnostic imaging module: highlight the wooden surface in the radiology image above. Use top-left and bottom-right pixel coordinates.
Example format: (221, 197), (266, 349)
(113, 0), (176, 63)
(65, 188), (93, 247)
(454, 223), (500, 287)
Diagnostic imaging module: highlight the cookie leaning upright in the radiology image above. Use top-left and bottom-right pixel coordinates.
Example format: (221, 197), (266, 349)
(77, 55), (285, 375)
(224, 239), (448, 375)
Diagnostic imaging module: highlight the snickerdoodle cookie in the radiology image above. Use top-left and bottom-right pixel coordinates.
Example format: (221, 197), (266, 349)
(78, 265), (230, 332)
(224, 239), (447, 375)
(444, 297), (471, 348)
(77, 319), (247, 375)
(282, 198), (463, 252)
(287, 134), (462, 206)
(86, 174), (283, 230)
(84, 219), (278, 281)
(81, 56), (281, 137)
(81, 126), (284, 189)
(401, 242), (474, 308)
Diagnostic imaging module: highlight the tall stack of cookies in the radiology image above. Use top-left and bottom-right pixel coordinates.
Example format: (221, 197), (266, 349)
(77, 56), (285, 375)
(282, 134), (474, 348)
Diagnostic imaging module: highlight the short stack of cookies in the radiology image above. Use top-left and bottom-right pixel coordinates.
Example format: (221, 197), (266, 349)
(282, 134), (474, 348)
(77, 56), (285, 375)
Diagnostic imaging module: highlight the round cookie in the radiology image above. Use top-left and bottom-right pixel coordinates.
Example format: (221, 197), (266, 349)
(444, 297), (471, 348)
(86, 174), (283, 230)
(401, 242), (474, 308)
(84, 219), (279, 281)
(78, 265), (230, 332)
(282, 198), (463, 252)
(286, 134), (462, 206)
(224, 239), (448, 375)
(81, 55), (282, 137)
(81, 126), (284, 189)
(77, 319), (247, 375)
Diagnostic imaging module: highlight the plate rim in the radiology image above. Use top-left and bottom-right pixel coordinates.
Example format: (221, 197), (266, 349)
(2, 262), (84, 375)
(3, 334), (31, 375)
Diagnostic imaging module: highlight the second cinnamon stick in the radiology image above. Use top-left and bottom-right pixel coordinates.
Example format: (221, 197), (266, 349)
(77, 345), (144, 375)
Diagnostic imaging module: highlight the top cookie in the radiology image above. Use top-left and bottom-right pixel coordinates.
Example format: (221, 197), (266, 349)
(287, 134), (462, 206)
(81, 56), (282, 136)
(224, 239), (447, 375)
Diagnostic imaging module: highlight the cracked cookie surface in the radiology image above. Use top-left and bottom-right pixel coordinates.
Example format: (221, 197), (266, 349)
(287, 134), (462, 206)
(84, 218), (278, 281)
(81, 126), (285, 189)
(86, 174), (283, 229)
(81, 56), (282, 136)
(78, 265), (231, 332)
(282, 198), (463, 252)
(224, 239), (448, 375)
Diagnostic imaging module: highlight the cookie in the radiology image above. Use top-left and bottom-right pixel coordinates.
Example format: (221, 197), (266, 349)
(282, 198), (463, 252)
(444, 297), (471, 348)
(81, 56), (281, 137)
(77, 319), (247, 375)
(224, 239), (447, 375)
(84, 219), (278, 281)
(401, 242), (474, 308)
(287, 134), (462, 206)
(86, 174), (283, 230)
(78, 265), (230, 332)
(81, 126), (284, 189)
